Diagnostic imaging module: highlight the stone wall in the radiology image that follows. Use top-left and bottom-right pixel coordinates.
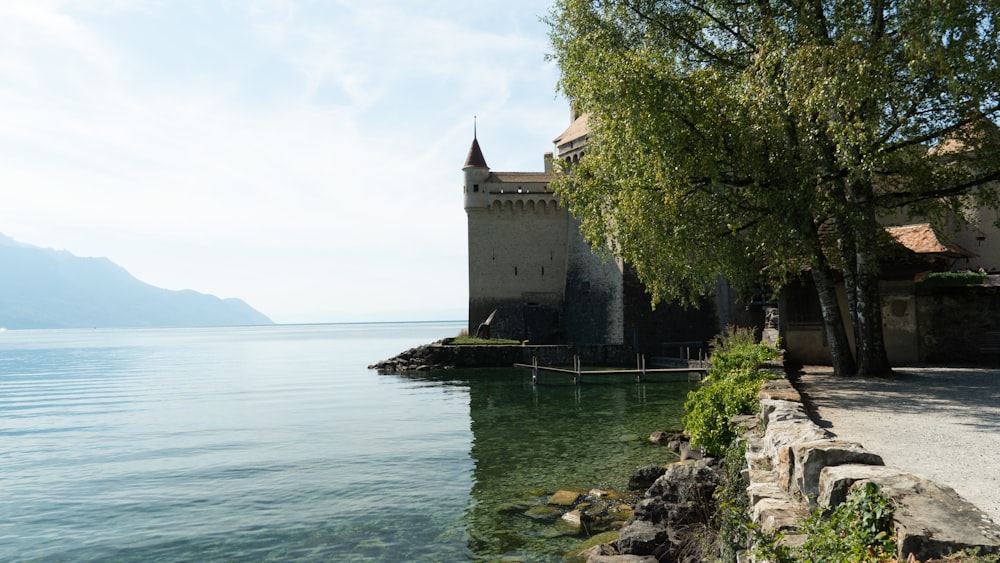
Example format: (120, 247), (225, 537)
(784, 280), (1000, 366)
(918, 284), (1000, 364)
(743, 378), (1000, 561)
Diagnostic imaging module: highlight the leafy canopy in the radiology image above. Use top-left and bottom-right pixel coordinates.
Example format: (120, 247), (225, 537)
(547, 0), (1000, 306)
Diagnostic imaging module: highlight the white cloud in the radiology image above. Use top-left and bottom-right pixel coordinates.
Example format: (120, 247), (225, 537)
(0, 0), (565, 323)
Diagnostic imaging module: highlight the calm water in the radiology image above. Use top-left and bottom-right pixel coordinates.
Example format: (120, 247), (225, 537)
(0, 322), (692, 561)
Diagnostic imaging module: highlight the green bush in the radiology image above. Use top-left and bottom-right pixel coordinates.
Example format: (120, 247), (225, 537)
(757, 482), (897, 562)
(918, 271), (987, 288)
(705, 327), (779, 377)
(682, 327), (778, 457)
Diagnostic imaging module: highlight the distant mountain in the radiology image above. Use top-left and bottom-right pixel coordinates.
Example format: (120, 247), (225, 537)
(0, 233), (273, 329)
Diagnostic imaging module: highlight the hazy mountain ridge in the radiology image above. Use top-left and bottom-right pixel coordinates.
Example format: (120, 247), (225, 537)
(0, 233), (273, 329)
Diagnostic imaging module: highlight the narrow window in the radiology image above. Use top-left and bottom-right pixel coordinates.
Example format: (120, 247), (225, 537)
(514, 266), (518, 276)
(541, 266), (545, 276)
(473, 184), (479, 192)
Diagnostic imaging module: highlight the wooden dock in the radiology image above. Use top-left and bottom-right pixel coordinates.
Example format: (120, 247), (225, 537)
(514, 355), (707, 384)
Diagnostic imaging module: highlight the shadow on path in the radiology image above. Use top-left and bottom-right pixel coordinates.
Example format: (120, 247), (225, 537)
(797, 367), (1000, 523)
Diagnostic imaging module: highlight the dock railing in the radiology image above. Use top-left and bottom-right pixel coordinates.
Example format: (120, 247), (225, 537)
(515, 353), (708, 385)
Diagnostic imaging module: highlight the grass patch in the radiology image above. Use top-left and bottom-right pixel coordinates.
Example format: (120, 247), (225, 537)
(450, 336), (523, 345)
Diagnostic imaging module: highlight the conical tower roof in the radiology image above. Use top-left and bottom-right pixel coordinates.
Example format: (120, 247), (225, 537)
(464, 137), (488, 169)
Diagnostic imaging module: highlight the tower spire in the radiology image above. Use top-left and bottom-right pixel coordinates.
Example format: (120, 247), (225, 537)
(464, 116), (488, 169)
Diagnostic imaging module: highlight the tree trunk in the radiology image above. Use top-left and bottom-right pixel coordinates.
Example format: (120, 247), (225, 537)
(810, 260), (857, 377)
(852, 248), (893, 376)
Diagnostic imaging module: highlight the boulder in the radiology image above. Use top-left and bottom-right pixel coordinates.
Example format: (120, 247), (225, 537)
(759, 379), (803, 403)
(747, 480), (788, 506)
(561, 509), (584, 528)
(578, 541), (659, 562)
(616, 519), (671, 556)
(817, 464), (910, 509)
(679, 442), (705, 461)
(759, 399), (810, 428)
(618, 460), (721, 559)
(649, 430), (684, 445)
(790, 440), (883, 503)
(524, 506), (561, 520)
(760, 418), (829, 462)
(752, 496), (810, 533)
(628, 465), (667, 490)
(632, 461), (720, 526)
(860, 474), (1000, 561)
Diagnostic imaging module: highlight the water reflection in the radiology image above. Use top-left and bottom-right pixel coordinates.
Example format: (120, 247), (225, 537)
(385, 368), (693, 561)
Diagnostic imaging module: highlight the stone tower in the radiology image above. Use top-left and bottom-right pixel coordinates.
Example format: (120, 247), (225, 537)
(463, 118), (625, 345)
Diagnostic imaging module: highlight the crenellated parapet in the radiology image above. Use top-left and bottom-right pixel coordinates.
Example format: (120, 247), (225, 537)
(487, 197), (561, 215)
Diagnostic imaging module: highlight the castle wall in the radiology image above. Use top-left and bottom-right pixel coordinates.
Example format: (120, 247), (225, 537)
(467, 183), (570, 343)
(562, 218), (624, 344)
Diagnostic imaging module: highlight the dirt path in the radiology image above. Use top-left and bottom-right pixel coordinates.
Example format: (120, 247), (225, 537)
(797, 367), (1000, 524)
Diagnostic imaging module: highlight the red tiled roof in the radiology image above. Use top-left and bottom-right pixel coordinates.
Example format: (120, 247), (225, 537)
(886, 223), (976, 258)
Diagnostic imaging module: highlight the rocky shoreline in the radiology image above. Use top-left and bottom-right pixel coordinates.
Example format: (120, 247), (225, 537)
(371, 346), (1000, 561)
(500, 431), (719, 563)
(368, 340), (634, 371)
(549, 377), (1000, 562)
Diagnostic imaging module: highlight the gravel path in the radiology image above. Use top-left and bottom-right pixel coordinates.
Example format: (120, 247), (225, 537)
(797, 367), (1000, 524)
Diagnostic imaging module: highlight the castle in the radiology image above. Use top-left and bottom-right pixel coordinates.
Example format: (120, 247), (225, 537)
(463, 113), (722, 350)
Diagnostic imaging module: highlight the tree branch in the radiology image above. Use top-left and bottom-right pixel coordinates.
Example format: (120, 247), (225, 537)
(876, 169), (1000, 207)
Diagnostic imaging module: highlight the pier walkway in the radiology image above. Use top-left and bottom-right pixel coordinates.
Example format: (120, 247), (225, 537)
(514, 355), (708, 384)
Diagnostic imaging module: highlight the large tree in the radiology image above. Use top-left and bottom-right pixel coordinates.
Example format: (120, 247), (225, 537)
(547, 0), (1000, 376)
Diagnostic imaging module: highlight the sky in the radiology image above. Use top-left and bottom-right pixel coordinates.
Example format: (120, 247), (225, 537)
(0, 0), (572, 324)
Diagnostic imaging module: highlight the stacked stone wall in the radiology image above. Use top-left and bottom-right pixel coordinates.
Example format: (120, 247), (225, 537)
(742, 378), (1000, 561)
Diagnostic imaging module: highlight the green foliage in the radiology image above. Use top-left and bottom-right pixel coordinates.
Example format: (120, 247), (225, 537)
(941, 548), (1000, 563)
(683, 327), (778, 456)
(546, 0), (1000, 375)
(757, 482), (897, 563)
(918, 271), (988, 288)
(449, 336), (522, 345)
(706, 327), (780, 379)
(712, 440), (753, 563)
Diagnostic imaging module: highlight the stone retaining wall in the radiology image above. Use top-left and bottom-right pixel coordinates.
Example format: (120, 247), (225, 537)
(742, 378), (1000, 561)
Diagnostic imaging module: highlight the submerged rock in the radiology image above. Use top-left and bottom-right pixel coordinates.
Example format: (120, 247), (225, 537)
(524, 506), (562, 521)
(549, 490), (582, 506)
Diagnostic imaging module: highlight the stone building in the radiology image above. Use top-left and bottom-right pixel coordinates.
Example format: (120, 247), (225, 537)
(463, 113), (721, 352)
(781, 119), (1000, 366)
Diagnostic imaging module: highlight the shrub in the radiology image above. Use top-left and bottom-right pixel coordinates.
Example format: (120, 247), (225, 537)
(682, 327), (778, 456)
(757, 482), (897, 563)
(918, 271), (987, 288)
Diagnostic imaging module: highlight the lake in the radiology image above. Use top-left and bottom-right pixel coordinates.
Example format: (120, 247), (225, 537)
(0, 322), (692, 561)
